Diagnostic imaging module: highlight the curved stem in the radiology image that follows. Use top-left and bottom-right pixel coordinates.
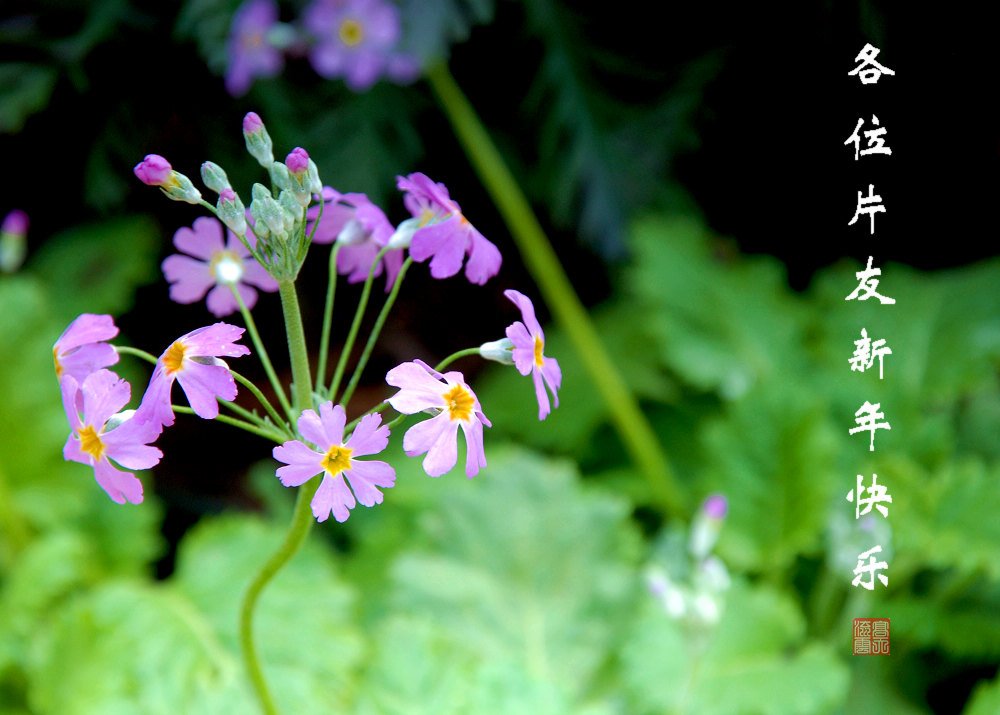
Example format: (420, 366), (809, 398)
(239, 279), (317, 715)
(315, 243), (342, 395)
(329, 246), (388, 403)
(338, 256), (413, 408)
(114, 344), (158, 365)
(239, 479), (321, 715)
(232, 285), (295, 422)
(170, 405), (285, 443)
(426, 62), (685, 516)
(344, 400), (392, 433)
(434, 347), (481, 372)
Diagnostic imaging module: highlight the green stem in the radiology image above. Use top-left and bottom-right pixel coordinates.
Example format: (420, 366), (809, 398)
(238, 479), (321, 715)
(114, 345), (158, 365)
(232, 285), (295, 422)
(315, 243), (342, 394)
(426, 62), (685, 516)
(338, 256), (413, 408)
(170, 405), (285, 443)
(239, 279), (317, 715)
(232, 370), (293, 438)
(435, 347), (481, 372)
(329, 246), (388, 403)
(344, 401), (392, 433)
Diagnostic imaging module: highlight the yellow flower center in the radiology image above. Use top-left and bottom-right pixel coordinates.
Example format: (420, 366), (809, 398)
(163, 341), (186, 375)
(78, 424), (104, 461)
(339, 18), (364, 46)
(444, 384), (474, 421)
(320, 445), (354, 475)
(53, 346), (63, 376)
(533, 335), (545, 368)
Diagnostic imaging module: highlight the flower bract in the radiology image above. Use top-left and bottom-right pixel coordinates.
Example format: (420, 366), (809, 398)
(162, 216), (278, 317)
(138, 323), (250, 429)
(273, 402), (395, 522)
(504, 289), (561, 420)
(385, 359), (491, 478)
(60, 369), (162, 504)
(396, 172), (501, 285)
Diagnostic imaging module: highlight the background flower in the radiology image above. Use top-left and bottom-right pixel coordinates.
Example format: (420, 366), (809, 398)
(162, 216), (278, 317)
(225, 0), (285, 96)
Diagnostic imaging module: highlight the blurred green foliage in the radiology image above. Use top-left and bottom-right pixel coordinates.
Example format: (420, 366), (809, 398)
(2, 210), (999, 712)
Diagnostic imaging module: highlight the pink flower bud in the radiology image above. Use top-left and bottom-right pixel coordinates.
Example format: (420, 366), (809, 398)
(703, 494), (728, 520)
(1, 209), (29, 236)
(285, 147), (309, 174)
(219, 188), (237, 203)
(134, 154), (173, 186)
(243, 111), (264, 135)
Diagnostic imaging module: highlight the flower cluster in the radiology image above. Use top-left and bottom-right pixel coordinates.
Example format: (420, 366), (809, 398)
(222, 0), (418, 96)
(63, 111), (562, 526)
(54, 314), (250, 503)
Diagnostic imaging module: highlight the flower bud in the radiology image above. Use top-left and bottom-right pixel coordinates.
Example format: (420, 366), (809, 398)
(160, 171), (202, 204)
(479, 338), (514, 365)
(285, 147), (309, 175)
(387, 216), (420, 249)
(200, 161), (232, 194)
(0, 209), (28, 273)
(243, 111), (274, 168)
(277, 190), (302, 230)
(306, 159), (322, 194)
(217, 188), (247, 236)
(689, 493), (728, 560)
(133, 154), (173, 186)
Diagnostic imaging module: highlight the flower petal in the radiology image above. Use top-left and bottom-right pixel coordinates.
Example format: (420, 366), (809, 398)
(93, 458), (144, 505)
(175, 362), (236, 419)
(503, 289), (543, 337)
(55, 314), (119, 353)
(460, 417), (487, 477)
(163, 254), (214, 304)
(311, 473), (355, 522)
(344, 412), (389, 456)
(403, 413), (458, 477)
(174, 217), (226, 260)
(464, 228), (501, 285)
(274, 440), (324, 487)
(344, 459), (395, 507)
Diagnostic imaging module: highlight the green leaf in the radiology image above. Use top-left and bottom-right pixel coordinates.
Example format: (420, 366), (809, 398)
(621, 580), (849, 714)
(0, 63), (58, 134)
(965, 673), (1000, 715)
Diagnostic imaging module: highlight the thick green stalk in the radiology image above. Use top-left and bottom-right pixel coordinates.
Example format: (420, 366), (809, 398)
(239, 280), (317, 715)
(426, 62), (685, 516)
(338, 256), (413, 408)
(232, 286), (295, 422)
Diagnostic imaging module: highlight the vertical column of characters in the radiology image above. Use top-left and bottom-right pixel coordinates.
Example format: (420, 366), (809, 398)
(844, 43), (896, 656)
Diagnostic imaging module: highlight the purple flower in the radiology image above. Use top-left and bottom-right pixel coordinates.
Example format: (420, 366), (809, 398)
(396, 172), (501, 285)
(60, 369), (162, 504)
(385, 360), (490, 478)
(306, 187), (404, 291)
(162, 216), (278, 317)
(273, 402), (395, 522)
(504, 290), (561, 420)
(226, 0), (284, 97)
(53, 313), (120, 384)
(139, 323), (250, 429)
(1, 209), (28, 236)
(134, 154), (174, 187)
(303, 0), (409, 91)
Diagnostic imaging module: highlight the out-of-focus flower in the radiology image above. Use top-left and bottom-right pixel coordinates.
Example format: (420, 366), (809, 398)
(503, 290), (561, 420)
(306, 187), (404, 291)
(138, 323), (250, 429)
(226, 0), (285, 96)
(0, 209), (28, 272)
(273, 402), (395, 522)
(385, 359), (490, 478)
(303, 0), (416, 91)
(396, 172), (501, 285)
(162, 216), (278, 317)
(689, 493), (728, 560)
(60, 369), (162, 504)
(53, 313), (120, 384)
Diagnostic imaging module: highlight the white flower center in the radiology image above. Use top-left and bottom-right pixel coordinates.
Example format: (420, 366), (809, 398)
(212, 252), (244, 284)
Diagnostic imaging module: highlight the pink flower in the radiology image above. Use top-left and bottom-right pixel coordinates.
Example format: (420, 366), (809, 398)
(385, 360), (490, 478)
(53, 313), (120, 384)
(162, 216), (278, 317)
(133, 154), (174, 186)
(306, 187), (403, 291)
(504, 290), (561, 420)
(396, 172), (501, 285)
(138, 323), (250, 429)
(60, 369), (162, 504)
(225, 0), (284, 97)
(273, 402), (395, 522)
